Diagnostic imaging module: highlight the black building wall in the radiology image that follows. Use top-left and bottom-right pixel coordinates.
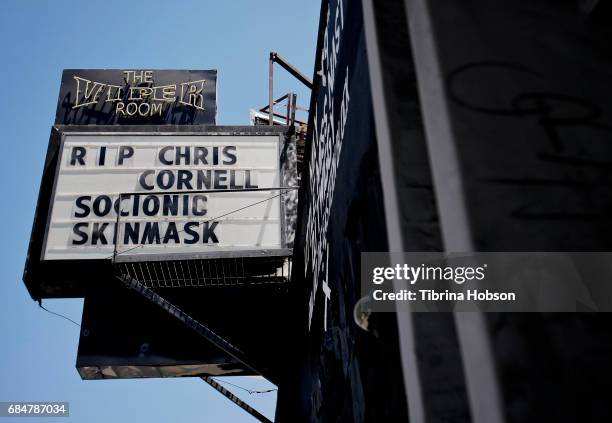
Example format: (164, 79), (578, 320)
(281, 0), (612, 422)
(277, 0), (409, 421)
(371, 0), (612, 422)
(408, 2), (612, 422)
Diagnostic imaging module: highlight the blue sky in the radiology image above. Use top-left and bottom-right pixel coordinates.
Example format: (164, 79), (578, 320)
(0, 1), (319, 421)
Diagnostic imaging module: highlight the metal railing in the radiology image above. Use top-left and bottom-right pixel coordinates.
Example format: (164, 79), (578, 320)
(110, 187), (296, 288)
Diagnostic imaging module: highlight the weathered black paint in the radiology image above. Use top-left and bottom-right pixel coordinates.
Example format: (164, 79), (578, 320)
(371, 0), (473, 421)
(277, 1), (409, 421)
(415, 1), (612, 421)
(77, 283), (253, 379)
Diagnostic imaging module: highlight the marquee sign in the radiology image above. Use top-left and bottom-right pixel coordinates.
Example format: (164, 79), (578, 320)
(23, 67), (293, 300)
(42, 133), (283, 260)
(55, 70), (217, 125)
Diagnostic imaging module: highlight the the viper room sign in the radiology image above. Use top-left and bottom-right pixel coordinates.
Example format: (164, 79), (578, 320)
(42, 133), (283, 260)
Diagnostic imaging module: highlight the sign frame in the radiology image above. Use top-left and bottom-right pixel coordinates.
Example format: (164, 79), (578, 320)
(41, 130), (289, 262)
(23, 125), (294, 299)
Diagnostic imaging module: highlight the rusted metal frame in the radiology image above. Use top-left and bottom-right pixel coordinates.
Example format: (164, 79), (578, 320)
(269, 53), (275, 125)
(260, 93), (290, 113)
(270, 51), (314, 89)
(290, 93), (297, 127)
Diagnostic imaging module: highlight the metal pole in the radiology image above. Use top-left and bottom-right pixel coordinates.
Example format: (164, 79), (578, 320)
(270, 52), (314, 89)
(291, 93), (297, 127)
(201, 377), (273, 423)
(286, 92), (292, 125)
(269, 52), (275, 125)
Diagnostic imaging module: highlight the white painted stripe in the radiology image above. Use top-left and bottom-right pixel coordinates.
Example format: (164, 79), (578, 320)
(401, 1), (506, 422)
(361, 1), (426, 422)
